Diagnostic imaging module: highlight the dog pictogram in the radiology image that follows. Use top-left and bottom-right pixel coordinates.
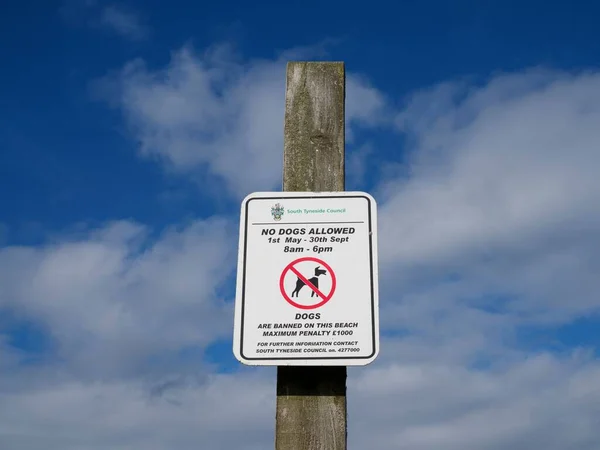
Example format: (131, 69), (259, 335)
(291, 265), (327, 297)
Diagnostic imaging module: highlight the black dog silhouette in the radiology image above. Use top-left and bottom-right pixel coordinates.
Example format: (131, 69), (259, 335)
(291, 266), (327, 297)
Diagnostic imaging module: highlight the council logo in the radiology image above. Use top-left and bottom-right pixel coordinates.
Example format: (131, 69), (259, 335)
(271, 203), (284, 221)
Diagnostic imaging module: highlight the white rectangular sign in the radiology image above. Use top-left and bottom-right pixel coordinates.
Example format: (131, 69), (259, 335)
(233, 191), (379, 366)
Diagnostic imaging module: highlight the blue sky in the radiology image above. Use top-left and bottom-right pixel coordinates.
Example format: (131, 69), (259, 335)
(3, 0), (599, 235)
(1, 1), (600, 449)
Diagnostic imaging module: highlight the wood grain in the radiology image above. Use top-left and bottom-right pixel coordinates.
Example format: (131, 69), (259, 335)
(276, 61), (347, 450)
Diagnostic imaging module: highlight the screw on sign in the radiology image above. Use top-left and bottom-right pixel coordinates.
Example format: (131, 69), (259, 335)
(279, 257), (336, 310)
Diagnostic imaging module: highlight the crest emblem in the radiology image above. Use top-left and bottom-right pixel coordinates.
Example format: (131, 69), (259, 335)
(271, 203), (284, 221)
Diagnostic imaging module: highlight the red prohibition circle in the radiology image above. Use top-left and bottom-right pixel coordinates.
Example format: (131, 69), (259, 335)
(279, 256), (337, 310)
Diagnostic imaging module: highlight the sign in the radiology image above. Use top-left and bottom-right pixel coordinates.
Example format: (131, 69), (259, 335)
(232, 191), (379, 366)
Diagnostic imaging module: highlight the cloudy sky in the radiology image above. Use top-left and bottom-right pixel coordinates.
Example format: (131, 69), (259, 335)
(1, 0), (600, 449)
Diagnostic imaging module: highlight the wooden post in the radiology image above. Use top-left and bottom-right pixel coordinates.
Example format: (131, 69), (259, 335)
(276, 62), (347, 449)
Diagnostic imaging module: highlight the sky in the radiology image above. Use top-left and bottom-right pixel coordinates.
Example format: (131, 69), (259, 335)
(1, 0), (600, 448)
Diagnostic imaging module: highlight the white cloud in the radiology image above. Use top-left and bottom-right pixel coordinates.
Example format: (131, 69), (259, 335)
(0, 371), (274, 450)
(99, 5), (148, 41)
(0, 217), (236, 379)
(377, 69), (600, 328)
(346, 74), (392, 141)
(1, 352), (599, 449)
(383, 69), (600, 264)
(350, 353), (600, 450)
(357, 73), (600, 450)
(95, 45), (391, 197)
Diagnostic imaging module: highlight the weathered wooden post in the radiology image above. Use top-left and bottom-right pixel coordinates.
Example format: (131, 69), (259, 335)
(276, 62), (347, 450)
(232, 61), (379, 450)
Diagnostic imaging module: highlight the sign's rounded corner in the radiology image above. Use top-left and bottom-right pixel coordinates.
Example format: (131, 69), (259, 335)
(357, 191), (377, 207)
(360, 349), (380, 367)
(241, 192), (260, 208)
(233, 347), (252, 366)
